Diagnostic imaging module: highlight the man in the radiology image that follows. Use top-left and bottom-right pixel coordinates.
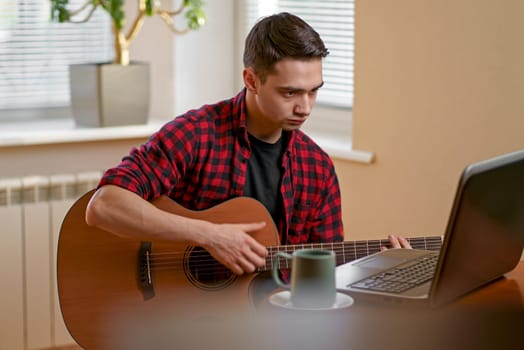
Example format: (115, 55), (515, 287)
(86, 12), (409, 278)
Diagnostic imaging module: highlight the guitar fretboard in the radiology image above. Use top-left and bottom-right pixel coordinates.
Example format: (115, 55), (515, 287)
(259, 236), (443, 271)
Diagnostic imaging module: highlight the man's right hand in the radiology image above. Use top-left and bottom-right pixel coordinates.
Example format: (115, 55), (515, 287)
(200, 222), (269, 275)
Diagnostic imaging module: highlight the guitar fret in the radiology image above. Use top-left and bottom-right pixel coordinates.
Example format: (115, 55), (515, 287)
(357, 241), (368, 259)
(368, 240), (380, 255)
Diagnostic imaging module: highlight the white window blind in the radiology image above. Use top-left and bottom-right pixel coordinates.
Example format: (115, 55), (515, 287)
(241, 0), (354, 109)
(0, 0), (112, 118)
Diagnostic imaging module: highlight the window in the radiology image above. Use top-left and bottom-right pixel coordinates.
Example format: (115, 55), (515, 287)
(239, 0), (354, 109)
(0, 0), (112, 121)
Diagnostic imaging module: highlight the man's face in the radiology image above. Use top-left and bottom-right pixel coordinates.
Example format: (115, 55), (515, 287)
(250, 58), (324, 132)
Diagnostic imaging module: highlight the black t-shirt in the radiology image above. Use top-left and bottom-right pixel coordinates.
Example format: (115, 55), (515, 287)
(244, 133), (284, 226)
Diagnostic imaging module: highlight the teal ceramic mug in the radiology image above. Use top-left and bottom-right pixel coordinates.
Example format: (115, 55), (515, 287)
(272, 249), (336, 308)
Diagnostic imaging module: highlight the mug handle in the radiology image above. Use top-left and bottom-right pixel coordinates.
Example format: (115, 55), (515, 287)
(272, 251), (292, 289)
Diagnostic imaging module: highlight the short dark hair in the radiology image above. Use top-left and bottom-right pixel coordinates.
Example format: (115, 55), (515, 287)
(243, 12), (329, 82)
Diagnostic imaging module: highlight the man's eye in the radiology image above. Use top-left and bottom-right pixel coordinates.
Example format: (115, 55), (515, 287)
(284, 91), (296, 97)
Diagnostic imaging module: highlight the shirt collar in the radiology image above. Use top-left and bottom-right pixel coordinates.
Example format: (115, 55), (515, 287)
(234, 88), (250, 144)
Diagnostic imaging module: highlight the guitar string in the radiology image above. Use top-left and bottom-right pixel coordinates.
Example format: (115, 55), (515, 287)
(143, 239), (443, 273)
(149, 246), (439, 265)
(148, 242), (443, 257)
(146, 246), (440, 261)
(148, 246), (444, 271)
(146, 244), (443, 275)
(147, 251), (445, 274)
(145, 236), (442, 256)
(145, 237), (443, 262)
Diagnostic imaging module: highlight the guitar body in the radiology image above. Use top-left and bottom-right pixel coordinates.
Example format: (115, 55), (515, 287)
(58, 190), (443, 349)
(57, 190), (279, 349)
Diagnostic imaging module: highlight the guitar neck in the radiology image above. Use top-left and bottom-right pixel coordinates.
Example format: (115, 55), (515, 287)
(259, 236), (443, 272)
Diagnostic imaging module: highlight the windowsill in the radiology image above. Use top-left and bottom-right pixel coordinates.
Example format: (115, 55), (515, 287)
(0, 118), (375, 164)
(0, 118), (162, 147)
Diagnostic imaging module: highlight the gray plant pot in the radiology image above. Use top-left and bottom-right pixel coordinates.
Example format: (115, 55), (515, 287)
(69, 62), (150, 127)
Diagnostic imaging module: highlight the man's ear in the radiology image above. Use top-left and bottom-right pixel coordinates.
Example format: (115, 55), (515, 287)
(243, 67), (258, 93)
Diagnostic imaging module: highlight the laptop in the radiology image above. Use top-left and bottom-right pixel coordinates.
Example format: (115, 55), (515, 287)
(336, 149), (524, 307)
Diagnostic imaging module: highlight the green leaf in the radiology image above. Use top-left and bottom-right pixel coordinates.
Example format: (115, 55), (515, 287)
(185, 1), (206, 30)
(145, 0), (154, 16)
(108, 0), (125, 30)
(187, 0), (204, 8)
(49, 0), (206, 37)
(50, 0), (70, 22)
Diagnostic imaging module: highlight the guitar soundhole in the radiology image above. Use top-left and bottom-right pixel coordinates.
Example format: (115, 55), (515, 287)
(184, 247), (236, 290)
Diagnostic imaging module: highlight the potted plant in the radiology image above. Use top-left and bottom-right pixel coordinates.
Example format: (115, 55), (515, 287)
(50, 0), (206, 127)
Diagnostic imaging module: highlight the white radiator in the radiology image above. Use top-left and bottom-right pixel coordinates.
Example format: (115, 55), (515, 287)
(0, 172), (102, 350)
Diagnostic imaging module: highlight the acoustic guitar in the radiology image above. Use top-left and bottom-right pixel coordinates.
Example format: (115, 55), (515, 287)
(57, 190), (442, 349)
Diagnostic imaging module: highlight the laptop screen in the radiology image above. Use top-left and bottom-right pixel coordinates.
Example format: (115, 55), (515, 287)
(430, 149), (524, 307)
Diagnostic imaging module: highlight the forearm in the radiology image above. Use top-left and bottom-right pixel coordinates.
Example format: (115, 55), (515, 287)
(85, 184), (210, 245)
(86, 185), (268, 274)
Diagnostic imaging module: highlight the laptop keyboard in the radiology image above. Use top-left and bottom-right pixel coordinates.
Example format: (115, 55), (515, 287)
(350, 254), (438, 294)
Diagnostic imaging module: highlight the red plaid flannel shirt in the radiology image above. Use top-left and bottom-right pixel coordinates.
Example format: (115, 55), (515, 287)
(99, 89), (344, 244)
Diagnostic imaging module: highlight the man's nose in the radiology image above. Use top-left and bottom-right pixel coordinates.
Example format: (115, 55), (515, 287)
(294, 94), (314, 116)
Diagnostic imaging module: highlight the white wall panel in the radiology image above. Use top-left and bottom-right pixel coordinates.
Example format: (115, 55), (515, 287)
(0, 206), (25, 350)
(23, 203), (52, 349)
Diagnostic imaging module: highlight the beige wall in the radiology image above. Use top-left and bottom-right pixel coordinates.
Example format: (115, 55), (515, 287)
(337, 0), (524, 240)
(0, 139), (147, 178)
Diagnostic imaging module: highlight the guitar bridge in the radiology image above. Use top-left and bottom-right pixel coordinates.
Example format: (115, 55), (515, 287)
(137, 241), (155, 300)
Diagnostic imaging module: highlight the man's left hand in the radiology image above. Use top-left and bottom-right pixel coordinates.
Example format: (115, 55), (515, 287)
(381, 234), (412, 251)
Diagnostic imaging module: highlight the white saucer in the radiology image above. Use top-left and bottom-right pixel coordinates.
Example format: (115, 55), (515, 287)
(269, 291), (354, 311)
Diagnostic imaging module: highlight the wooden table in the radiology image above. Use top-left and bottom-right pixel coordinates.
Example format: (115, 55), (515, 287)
(256, 262), (524, 350)
(143, 262), (521, 350)
(62, 262), (524, 350)
(450, 260), (523, 308)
